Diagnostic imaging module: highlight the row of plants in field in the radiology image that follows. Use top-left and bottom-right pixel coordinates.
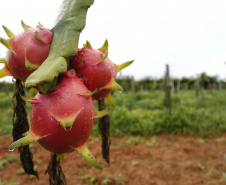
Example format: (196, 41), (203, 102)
(1, 89), (225, 136)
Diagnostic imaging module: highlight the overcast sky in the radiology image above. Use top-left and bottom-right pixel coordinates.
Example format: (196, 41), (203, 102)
(1, 0), (226, 82)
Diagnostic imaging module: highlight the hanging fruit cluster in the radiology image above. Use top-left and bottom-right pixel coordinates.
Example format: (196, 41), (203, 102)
(0, 19), (133, 170)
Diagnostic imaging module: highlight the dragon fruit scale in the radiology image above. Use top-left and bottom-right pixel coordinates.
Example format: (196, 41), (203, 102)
(8, 70), (108, 169)
(71, 40), (134, 102)
(0, 21), (53, 81)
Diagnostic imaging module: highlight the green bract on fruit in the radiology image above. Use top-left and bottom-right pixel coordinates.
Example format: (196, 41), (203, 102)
(8, 70), (108, 169)
(0, 21), (52, 81)
(71, 40), (134, 101)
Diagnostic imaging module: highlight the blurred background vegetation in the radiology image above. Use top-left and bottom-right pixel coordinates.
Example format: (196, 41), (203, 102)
(0, 71), (226, 136)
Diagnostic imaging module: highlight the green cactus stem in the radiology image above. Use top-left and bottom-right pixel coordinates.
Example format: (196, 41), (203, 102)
(50, 109), (82, 128)
(105, 93), (115, 108)
(98, 39), (108, 53)
(104, 77), (124, 92)
(2, 25), (15, 38)
(25, 0), (95, 93)
(7, 131), (40, 150)
(115, 60), (134, 72)
(74, 142), (102, 170)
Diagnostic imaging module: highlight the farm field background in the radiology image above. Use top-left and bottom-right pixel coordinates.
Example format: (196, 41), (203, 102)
(0, 82), (226, 185)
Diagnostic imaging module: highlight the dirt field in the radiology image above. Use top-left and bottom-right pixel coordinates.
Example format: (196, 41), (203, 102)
(0, 134), (226, 185)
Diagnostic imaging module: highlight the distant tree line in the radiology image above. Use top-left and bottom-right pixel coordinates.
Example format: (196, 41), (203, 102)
(0, 72), (225, 93)
(117, 72), (225, 92)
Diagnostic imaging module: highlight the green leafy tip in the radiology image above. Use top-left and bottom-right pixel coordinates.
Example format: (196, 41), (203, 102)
(97, 53), (108, 64)
(0, 37), (13, 52)
(25, 55), (39, 70)
(95, 108), (111, 119)
(2, 25), (15, 38)
(7, 131), (40, 150)
(84, 40), (92, 48)
(105, 93), (115, 108)
(105, 77), (124, 92)
(51, 109), (82, 128)
(75, 142), (102, 170)
(0, 63), (12, 79)
(98, 39), (108, 53)
(116, 60), (134, 72)
(78, 89), (97, 97)
(21, 20), (30, 30)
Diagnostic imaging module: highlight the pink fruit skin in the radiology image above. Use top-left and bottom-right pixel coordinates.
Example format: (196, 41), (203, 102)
(30, 71), (96, 154)
(71, 47), (117, 100)
(5, 26), (52, 81)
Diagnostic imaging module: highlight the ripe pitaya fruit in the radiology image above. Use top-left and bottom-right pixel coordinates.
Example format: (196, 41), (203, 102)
(71, 40), (134, 102)
(0, 21), (53, 81)
(8, 70), (107, 169)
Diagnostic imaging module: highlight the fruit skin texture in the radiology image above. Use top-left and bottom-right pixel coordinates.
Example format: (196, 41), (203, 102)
(30, 71), (95, 154)
(6, 26), (52, 81)
(71, 45), (117, 100)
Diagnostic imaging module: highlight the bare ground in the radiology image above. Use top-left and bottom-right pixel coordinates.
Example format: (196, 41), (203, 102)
(0, 133), (226, 185)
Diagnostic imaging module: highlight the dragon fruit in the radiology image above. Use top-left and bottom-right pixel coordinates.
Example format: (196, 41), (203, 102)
(71, 40), (134, 101)
(0, 21), (52, 81)
(8, 70), (107, 169)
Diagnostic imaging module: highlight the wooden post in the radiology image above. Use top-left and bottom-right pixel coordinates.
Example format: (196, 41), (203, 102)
(165, 64), (171, 112)
(131, 76), (136, 103)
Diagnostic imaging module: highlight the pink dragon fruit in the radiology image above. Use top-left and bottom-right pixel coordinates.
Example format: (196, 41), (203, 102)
(71, 40), (134, 101)
(8, 70), (108, 169)
(0, 21), (52, 81)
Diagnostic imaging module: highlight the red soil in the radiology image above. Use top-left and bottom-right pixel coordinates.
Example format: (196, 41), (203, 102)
(0, 134), (226, 185)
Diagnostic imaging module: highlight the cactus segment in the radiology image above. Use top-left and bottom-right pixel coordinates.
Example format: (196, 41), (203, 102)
(7, 131), (40, 150)
(95, 108), (110, 119)
(84, 40), (92, 48)
(25, 57), (67, 88)
(0, 37), (13, 52)
(74, 142), (102, 170)
(20, 95), (39, 104)
(104, 77), (124, 92)
(105, 93), (115, 108)
(51, 109), (82, 128)
(25, 0), (94, 89)
(97, 53), (108, 64)
(0, 63), (12, 78)
(78, 89), (97, 97)
(115, 60), (134, 72)
(57, 154), (66, 160)
(98, 39), (108, 54)
(2, 25), (15, 38)
(21, 20), (30, 30)
(25, 55), (39, 70)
